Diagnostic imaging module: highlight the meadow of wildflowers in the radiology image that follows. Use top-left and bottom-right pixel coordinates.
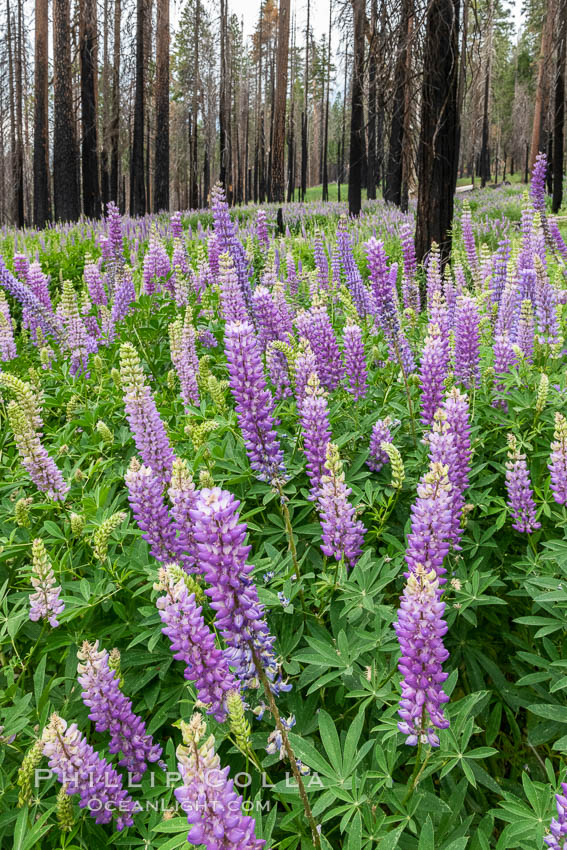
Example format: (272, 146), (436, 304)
(1, 166), (567, 848)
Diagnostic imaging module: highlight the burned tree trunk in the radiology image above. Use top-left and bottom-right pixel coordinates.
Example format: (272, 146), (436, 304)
(553, 0), (566, 213)
(153, 0), (169, 211)
(415, 0), (461, 264)
(130, 0), (145, 215)
(348, 0), (365, 217)
(80, 0), (101, 218)
(53, 0), (80, 221)
(33, 0), (50, 227)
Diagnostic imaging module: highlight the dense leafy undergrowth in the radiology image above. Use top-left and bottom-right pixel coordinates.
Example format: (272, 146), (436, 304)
(1, 168), (567, 850)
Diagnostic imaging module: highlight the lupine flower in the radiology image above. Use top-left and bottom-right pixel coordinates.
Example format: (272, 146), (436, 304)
(419, 323), (450, 425)
(0, 291), (16, 360)
(190, 487), (289, 694)
(17, 739), (44, 806)
(293, 339), (319, 409)
(59, 280), (98, 376)
(120, 342), (176, 484)
(111, 267), (136, 324)
(381, 442), (405, 489)
(252, 284), (292, 350)
(169, 311), (200, 410)
(92, 512), (126, 561)
(490, 238), (510, 303)
(256, 209), (270, 248)
(295, 305), (344, 392)
(313, 233), (329, 291)
(492, 334), (517, 409)
(266, 343), (292, 399)
(505, 434), (541, 533)
(76, 641), (163, 782)
(545, 782), (567, 849)
(461, 201), (478, 276)
(367, 418), (393, 472)
(143, 234), (171, 294)
(219, 252), (249, 324)
(156, 566), (237, 722)
(425, 245), (443, 311)
(317, 443), (366, 568)
(400, 224), (420, 312)
(29, 538), (64, 627)
(224, 320), (286, 484)
(299, 373), (332, 499)
(8, 402), (68, 500)
(535, 277), (560, 344)
(171, 210), (183, 240)
(84, 260), (108, 306)
(454, 296), (481, 388)
(516, 299), (535, 361)
(442, 387), (471, 508)
(536, 373), (550, 414)
(337, 217), (371, 315)
(530, 151), (547, 215)
(342, 322), (368, 400)
(404, 462), (453, 584)
(125, 458), (183, 564)
(227, 689), (253, 755)
(0, 373), (42, 430)
(549, 413), (567, 506)
(174, 714), (265, 849)
(106, 201), (124, 262)
(198, 328), (217, 348)
(0, 256), (61, 341)
(394, 566), (450, 746)
(41, 714), (135, 831)
(211, 184), (253, 315)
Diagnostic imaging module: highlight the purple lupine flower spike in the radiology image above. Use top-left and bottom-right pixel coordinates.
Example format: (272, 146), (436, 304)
(367, 417), (393, 472)
(120, 342), (176, 484)
(77, 641), (163, 782)
(419, 322), (449, 426)
(168, 458), (199, 572)
(549, 412), (567, 506)
(219, 252), (249, 324)
(461, 201), (478, 277)
(29, 538), (64, 627)
(505, 434), (541, 533)
(156, 566), (238, 722)
(394, 565), (450, 746)
(125, 458), (183, 564)
(299, 372), (332, 499)
(169, 310), (200, 410)
(0, 291), (17, 360)
(295, 305), (344, 392)
(454, 295), (481, 389)
(41, 714), (136, 831)
(8, 402), (69, 501)
(224, 320), (286, 484)
(190, 487), (290, 694)
(317, 443), (366, 568)
(174, 714), (265, 849)
(404, 462), (453, 585)
(342, 321), (368, 400)
(256, 209), (270, 249)
(530, 151), (547, 215)
(0, 255), (61, 341)
(545, 782), (567, 849)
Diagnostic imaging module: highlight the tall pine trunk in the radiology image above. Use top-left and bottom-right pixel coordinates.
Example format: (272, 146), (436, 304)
(80, 0), (101, 218)
(53, 0), (80, 221)
(322, 0), (331, 201)
(384, 0), (411, 206)
(367, 0), (377, 200)
(154, 0), (169, 210)
(271, 0), (290, 202)
(110, 0), (121, 203)
(130, 0), (145, 215)
(33, 0), (49, 227)
(190, 0), (199, 209)
(301, 0), (310, 200)
(553, 0), (567, 212)
(348, 0), (365, 216)
(415, 0), (460, 264)
(529, 10), (554, 171)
